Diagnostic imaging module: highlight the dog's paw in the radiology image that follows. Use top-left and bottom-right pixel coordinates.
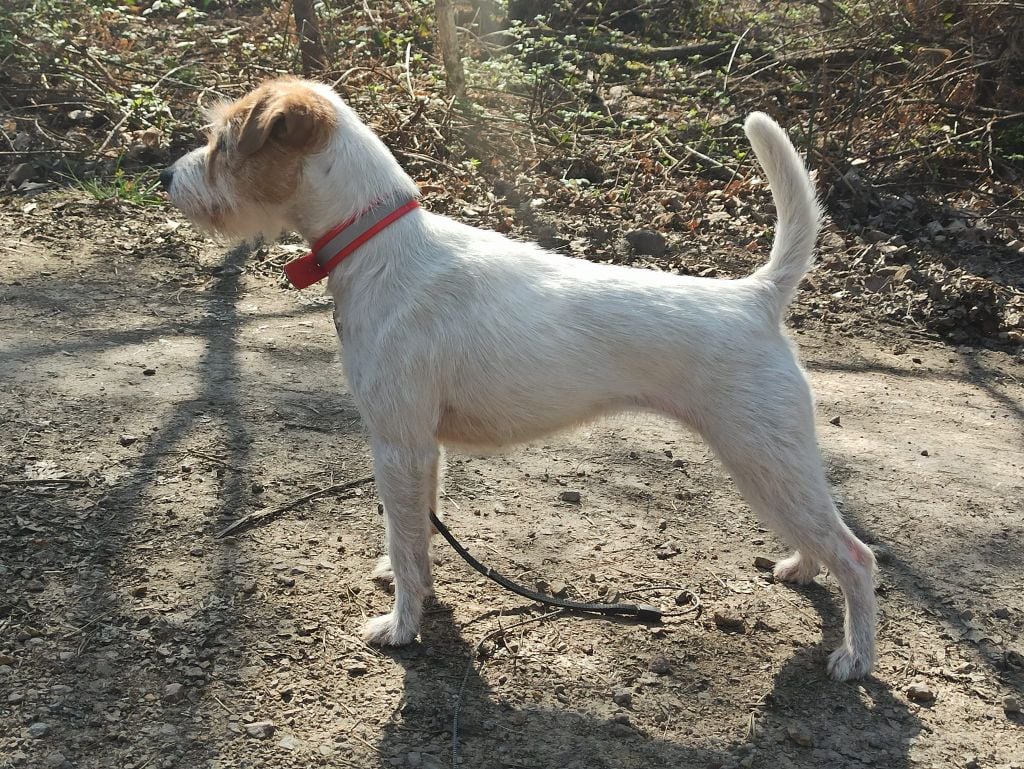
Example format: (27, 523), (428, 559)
(370, 555), (394, 583)
(827, 645), (873, 681)
(773, 552), (820, 585)
(362, 612), (418, 646)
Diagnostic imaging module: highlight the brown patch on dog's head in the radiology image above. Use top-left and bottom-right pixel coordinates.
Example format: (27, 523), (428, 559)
(232, 77), (336, 157)
(205, 78), (337, 206)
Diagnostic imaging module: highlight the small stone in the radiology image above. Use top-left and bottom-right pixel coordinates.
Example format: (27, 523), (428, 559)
(648, 655), (671, 675)
(5, 162), (36, 189)
(829, 415), (841, 426)
(119, 434), (138, 447)
(920, 449), (929, 457)
(8, 691), (24, 704)
(347, 661), (369, 676)
(163, 683), (185, 703)
(42, 751), (66, 769)
(657, 518), (667, 531)
(159, 723), (178, 737)
(753, 556), (776, 570)
(27, 722), (51, 738)
(964, 759), (981, 769)
(671, 458), (686, 468)
(558, 490), (581, 503)
(243, 720), (276, 739)
(713, 612), (746, 633)
(625, 229), (667, 256)
(993, 607), (1010, 619)
(278, 736), (300, 750)
(1003, 695), (1021, 714)
(143, 368), (156, 376)
(275, 575), (295, 588)
(548, 581), (569, 598)
(240, 579), (257, 595)
(95, 659), (114, 677)
(612, 689), (633, 707)
(906, 683), (936, 703)
(406, 752), (422, 768)
(250, 481), (265, 494)
(787, 723), (813, 747)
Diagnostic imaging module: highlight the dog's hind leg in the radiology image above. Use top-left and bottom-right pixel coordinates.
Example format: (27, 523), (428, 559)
(687, 374), (877, 680)
(362, 439), (439, 646)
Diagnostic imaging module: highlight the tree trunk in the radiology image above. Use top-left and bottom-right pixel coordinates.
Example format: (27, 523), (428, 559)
(436, 0), (466, 98)
(293, 0), (327, 76)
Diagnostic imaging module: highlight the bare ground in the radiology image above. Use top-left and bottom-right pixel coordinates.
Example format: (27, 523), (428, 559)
(0, 193), (1022, 769)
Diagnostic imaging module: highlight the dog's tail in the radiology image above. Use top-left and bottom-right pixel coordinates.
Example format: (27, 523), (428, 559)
(744, 112), (822, 316)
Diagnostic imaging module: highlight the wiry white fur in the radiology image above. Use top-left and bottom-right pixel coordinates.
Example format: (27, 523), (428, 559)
(166, 82), (877, 681)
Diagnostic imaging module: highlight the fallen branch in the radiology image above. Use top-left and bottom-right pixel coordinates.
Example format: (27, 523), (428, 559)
(215, 475), (374, 538)
(1, 478), (91, 487)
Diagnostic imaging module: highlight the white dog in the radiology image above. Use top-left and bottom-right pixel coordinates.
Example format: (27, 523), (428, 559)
(162, 77), (877, 681)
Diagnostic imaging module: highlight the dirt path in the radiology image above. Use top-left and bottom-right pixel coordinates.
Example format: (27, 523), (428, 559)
(1, 197), (1021, 769)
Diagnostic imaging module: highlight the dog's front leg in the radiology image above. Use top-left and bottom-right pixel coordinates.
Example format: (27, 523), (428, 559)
(362, 439), (438, 646)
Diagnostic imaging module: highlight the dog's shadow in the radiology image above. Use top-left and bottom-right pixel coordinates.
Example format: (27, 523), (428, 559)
(377, 598), (920, 769)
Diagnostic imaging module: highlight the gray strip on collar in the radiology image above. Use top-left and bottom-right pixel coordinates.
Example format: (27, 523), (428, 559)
(314, 200), (410, 268)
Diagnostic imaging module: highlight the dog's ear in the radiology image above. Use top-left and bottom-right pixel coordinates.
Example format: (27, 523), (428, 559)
(236, 84), (333, 156)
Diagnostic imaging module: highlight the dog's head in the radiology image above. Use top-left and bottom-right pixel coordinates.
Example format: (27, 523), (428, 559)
(161, 77), (339, 239)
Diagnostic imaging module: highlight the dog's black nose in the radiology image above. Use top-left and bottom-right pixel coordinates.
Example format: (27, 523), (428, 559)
(159, 167), (175, 191)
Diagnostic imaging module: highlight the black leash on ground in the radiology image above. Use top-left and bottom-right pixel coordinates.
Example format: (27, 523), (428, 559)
(428, 510), (662, 623)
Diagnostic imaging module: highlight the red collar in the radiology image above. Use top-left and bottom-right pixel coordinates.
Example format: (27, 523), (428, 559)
(283, 198), (420, 289)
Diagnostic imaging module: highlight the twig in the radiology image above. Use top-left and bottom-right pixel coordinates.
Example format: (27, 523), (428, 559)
(187, 449), (242, 472)
(215, 475), (374, 538)
(723, 26), (751, 94)
(1, 477), (91, 487)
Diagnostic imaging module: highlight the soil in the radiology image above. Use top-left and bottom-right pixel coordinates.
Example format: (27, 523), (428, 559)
(0, 187), (1022, 769)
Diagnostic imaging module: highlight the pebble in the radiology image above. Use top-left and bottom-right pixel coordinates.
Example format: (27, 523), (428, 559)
(612, 688), (633, 707)
(8, 691), (24, 704)
(163, 683), (185, 703)
(406, 751), (422, 768)
(558, 490), (581, 503)
(992, 606), (1010, 619)
(671, 458), (686, 468)
(347, 661), (369, 676)
(787, 723), (813, 747)
(625, 229), (667, 256)
(278, 736), (300, 750)
(906, 683), (936, 703)
(42, 751), (66, 768)
(648, 655), (671, 675)
(753, 556), (775, 570)
(118, 434), (138, 447)
(1003, 695), (1021, 714)
(27, 722), (51, 738)
(713, 612), (746, 633)
(243, 720), (276, 739)
(95, 659), (114, 677)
